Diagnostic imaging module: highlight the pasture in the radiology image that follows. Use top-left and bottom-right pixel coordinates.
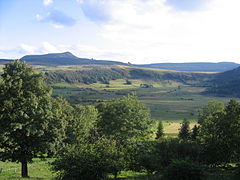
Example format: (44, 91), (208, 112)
(52, 79), (234, 122)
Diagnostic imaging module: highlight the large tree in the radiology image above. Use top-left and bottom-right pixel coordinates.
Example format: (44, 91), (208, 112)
(97, 94), (154, 143)
(0, 60), (59, 177)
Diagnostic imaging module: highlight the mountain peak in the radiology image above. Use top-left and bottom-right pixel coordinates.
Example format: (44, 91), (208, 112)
(44, 51), (78, 59)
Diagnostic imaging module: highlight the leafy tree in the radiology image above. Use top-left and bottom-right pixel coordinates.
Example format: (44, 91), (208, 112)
(97, 94), (154, 143)
(198, 101), (224, 124)
(49, 96), (74, 155)
(0, 60), (59, 177)
(178, 119), (190, 140)
(198, 100), (240, 166)
(155, 121), (164, 139)
(66, 105), (99, 144)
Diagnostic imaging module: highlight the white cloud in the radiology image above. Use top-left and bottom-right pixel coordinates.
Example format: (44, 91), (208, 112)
(43, 0), (53, 6)
(78, 0), (240, 63)
(20, 44), (36, 54)
(42, 42), (59, 53)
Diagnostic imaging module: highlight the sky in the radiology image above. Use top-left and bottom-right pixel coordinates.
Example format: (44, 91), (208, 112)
(1, 0), (240, 64)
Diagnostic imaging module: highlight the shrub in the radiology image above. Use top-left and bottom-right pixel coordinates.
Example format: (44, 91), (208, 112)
(164, 160), (205, 180)
(51, 138), (125, 180)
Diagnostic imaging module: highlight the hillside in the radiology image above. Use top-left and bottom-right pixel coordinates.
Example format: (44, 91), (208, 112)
(20, 52), (128, 66)
(45, 65), (212, 86)
(206, 66), (240, 97)
(136, 62), (240, 72)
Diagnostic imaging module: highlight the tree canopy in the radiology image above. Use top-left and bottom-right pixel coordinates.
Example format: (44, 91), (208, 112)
(0, 60), (61, 177)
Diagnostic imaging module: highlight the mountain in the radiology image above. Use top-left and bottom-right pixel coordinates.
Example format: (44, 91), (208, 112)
(1, 52), (239, 73)
(20, 52), (128, 66)
(136, 62), (240, 72)
(207, 66), (240, 97)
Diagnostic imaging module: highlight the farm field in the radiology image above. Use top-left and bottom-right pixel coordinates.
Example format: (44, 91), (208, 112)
(52, 80), (235, 117)
(51, 79), (237, 137)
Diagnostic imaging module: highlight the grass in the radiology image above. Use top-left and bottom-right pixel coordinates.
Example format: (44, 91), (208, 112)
(52, 80), (235, 121)
(0, 159), (55, 180)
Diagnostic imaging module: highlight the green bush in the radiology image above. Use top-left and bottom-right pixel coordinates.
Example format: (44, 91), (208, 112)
(164, 160), (205, 180)
(51, 139), (125, 180)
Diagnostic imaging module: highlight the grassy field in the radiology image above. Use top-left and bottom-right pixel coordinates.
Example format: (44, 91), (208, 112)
(1, 161), (239, 180)
(52, 79), (235, 122)
(0, 159), (55, 180)
(51, 79), (237, 137)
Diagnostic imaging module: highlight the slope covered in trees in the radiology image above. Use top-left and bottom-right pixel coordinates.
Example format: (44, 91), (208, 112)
(44, 66), (212, 85)
(206, 66), (240, 97)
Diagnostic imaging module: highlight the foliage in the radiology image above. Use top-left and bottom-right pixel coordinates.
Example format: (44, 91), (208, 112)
(97, 94), (154, 143)
(163, 160), (205, 180)
(155, 121), (164, 139)
(198, 99), (240, 166)
(45, 68), (129, 84)
(154, 138), (201, 168)
(66, 104), (99, 145)
(190, 125), (199, 140)
(198, 101), (225, 124)
(178, 119), (190, 140)
(127, 138), (201, 174)
(51, 138), (125, 180)
(0, 60), (61, 177)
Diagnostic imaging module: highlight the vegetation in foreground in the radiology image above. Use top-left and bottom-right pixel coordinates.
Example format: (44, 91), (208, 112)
(1, 61), (240, 180)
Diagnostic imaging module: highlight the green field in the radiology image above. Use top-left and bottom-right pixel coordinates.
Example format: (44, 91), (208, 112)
(52, 79), (235, 122)
(0, 159), (54, 180)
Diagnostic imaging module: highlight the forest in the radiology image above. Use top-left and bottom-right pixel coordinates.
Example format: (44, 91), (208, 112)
(0, 60), (240, 180)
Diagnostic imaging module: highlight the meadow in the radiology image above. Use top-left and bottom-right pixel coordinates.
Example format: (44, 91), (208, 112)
(52, 79), (235, 136)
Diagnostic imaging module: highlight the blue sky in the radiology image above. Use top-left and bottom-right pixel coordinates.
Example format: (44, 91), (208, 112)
(1, 0), (240, 63)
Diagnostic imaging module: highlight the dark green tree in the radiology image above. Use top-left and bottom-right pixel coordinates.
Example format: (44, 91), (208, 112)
(0, 60), (59, 177)
(155, 121), (164, 139)
(191, 125), (199, 140)
(178, 119), (190, 140)
(198, 100), (240, 166)
(97, 94), (154, 143)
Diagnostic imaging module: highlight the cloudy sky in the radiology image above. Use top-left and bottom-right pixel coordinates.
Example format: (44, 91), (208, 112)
(1, 0), (240, 64)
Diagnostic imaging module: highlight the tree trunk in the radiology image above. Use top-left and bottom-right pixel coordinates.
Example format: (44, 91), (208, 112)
(21, 160), (29, 178)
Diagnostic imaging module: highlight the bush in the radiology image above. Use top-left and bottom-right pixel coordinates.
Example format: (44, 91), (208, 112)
(155, 138), (201, 168)
(164, 160), (205, 180)
(51, 139), (125, 180)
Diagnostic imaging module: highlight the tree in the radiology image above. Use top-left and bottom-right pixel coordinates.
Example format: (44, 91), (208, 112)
(198, 101), (224, 124)
(191, 125), (199, 140)
(155, 121), (164, 139)
(178, 119), (190, 140)
(97, 94), (154, 143)
(198, 100), (240, 166)
(0, 60), (58, 177)
(66, 104), (99, 145)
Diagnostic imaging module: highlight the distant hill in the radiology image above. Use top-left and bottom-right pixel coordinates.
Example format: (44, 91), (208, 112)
(1, 52), (239, 73)
(207, 66), (240, 97)
(0, 59), (13, 64)
(136, 62), (240, 72)
(20, 52), (128, 66)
